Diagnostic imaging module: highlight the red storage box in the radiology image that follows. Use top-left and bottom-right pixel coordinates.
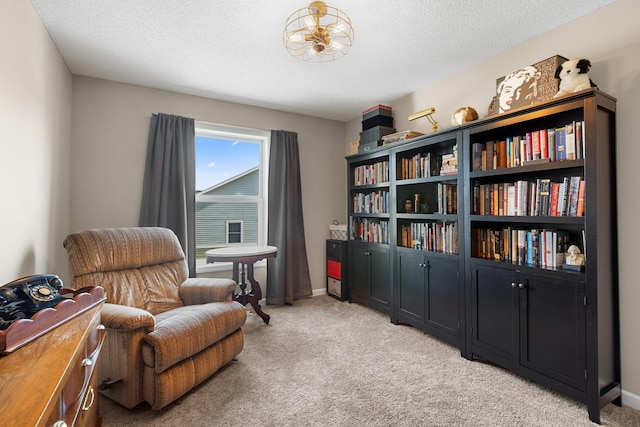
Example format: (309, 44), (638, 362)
(327, 259), (342, 279)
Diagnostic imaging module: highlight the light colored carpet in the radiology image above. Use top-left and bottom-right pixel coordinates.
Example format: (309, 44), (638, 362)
(100, 295), (640, 426)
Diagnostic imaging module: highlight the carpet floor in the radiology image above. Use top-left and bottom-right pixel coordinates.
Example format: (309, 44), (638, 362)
(100, 295), (640, 426)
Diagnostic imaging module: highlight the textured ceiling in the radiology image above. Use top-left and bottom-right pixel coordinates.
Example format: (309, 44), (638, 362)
(30, 0), (615, 122)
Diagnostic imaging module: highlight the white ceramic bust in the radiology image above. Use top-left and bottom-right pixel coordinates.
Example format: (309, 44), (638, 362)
(565, 245), (585, 266)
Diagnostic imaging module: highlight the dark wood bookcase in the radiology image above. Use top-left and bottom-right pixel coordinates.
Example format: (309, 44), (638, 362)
(346, 151), (391, 315)
(345, 89), (620, 423)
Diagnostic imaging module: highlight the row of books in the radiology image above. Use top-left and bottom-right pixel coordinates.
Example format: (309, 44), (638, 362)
(472, 176), (585, 217)
(353, 160), (389, 186)
(350, 218), (390, 244)
(471, 120), (585, 171)
(352, 190), (389, 214)
(398, 152), (438, 180)
(437, 183), (458, 215)
(399, 221), (458, 254)
(474, 227), (574, 268)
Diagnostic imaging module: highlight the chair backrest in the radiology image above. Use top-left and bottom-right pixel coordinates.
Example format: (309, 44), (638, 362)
(63, 227), (188, 314)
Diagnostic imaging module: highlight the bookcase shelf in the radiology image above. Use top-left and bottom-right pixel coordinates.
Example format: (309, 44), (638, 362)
(345, 89), (619, 424)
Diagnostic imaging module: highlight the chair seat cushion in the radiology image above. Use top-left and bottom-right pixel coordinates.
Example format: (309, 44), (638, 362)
(141, 302), (247, 373)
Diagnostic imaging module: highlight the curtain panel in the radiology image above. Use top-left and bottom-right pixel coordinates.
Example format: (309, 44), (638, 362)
(139, 113), (196, 276)
(267, 130), (313, 304)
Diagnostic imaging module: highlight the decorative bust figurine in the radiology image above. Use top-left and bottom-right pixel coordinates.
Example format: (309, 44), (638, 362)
(566, 245), (585, 266)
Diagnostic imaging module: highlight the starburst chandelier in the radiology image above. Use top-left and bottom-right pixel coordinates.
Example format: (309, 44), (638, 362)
(283, 1), (354, 63)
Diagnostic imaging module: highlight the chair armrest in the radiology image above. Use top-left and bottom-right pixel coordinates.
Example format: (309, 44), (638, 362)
(101, 303), (155, 333)
(179, 278), (236, 305)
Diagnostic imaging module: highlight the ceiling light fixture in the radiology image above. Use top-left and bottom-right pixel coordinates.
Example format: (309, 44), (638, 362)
(283, 1), (354, 63)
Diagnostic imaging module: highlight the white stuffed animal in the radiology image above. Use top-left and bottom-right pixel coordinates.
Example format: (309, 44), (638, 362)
(553, 58), (597, 98)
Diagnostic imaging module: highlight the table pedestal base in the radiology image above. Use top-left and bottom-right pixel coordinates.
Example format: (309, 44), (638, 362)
(233, 261), (270, 324)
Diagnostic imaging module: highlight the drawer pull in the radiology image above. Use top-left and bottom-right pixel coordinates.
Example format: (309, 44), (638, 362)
(81, 386), (95, 411)
(97, 324), (106, 331)
(82, 358), (93, 367)
(53, 421), (68, 427)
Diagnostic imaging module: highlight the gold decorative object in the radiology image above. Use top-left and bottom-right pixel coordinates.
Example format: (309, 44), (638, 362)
(408, 107), (439, 132)
(283, 1), (354, 63)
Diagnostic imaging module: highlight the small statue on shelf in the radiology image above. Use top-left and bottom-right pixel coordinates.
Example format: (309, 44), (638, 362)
(563, 245), (585, 271)
(566, 245), (585, 266)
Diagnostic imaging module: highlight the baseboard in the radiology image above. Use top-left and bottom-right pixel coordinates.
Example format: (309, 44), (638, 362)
(312, 287), (327, 297)
(622, 389), (640, 410)
(256, 288), (326, 306)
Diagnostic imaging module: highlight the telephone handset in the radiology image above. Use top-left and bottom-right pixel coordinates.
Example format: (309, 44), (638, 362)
(0, 274), (67, 330)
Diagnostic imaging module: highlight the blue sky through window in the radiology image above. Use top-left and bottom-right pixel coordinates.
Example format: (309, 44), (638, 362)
(195, 136), (260, 191)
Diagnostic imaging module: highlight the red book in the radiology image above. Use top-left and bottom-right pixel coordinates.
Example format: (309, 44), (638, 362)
(531, 130), (541, 160)
(549, 182), (560, 216)
(576, 179), (586, 216)
(540, 129), (549, 159)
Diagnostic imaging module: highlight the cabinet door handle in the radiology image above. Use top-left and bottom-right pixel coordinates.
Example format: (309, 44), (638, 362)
(82, 358), (93, 367)
(81, 385), (95, 411)
(511, 282), (517, 288)
(519, 283), (526, 289)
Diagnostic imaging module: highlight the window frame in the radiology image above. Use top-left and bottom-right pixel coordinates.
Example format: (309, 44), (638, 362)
(226, 220), (243, 244)
(194, 122), (270, 274)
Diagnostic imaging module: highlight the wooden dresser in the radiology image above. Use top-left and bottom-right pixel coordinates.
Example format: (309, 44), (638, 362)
(0, 302), (105, 427)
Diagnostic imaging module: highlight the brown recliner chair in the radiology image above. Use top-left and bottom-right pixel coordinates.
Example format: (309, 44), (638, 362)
(63, 227), (246, 410)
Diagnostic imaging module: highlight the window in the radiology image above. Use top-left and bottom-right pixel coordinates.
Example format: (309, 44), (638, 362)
(194, 122), (269, 272)
(226, 221), (243, 244)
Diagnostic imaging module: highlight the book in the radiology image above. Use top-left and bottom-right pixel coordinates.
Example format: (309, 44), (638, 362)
(496, 140), (507, 169)
(539, 178), (551, 216)
(486, 141), (494, 170)
(555, 127), (566, 161)
(507, 184), (516, 216)
(525, 132), (533, 162)
(575, 121), (583, 159)
(567, 176), (582, 217)
(549, 182), (560, 216)
(472, 142), (484, 171)
(555, 231), (570, 267)
(565, 123), (576, 160)
(513, 135), (521, 167)
(576, 179), (586, 216)
(531, 130), (541, 160)
(547, 128), (556, 162)
(540, 129), (549, 159)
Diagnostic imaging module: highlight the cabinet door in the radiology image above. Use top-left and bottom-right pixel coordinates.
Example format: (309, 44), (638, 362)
(348, 241), (369, 302)
(370, 245), (390, 306)
(426, 256), (459, 335)
(472, 263), (517, 362)
(519, 272), (586, 390)
(397, 250), (425, 321)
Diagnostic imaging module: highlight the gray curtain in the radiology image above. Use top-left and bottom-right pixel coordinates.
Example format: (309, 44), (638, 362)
(139, 113), (196, 276)
(267, 130), (312, 305)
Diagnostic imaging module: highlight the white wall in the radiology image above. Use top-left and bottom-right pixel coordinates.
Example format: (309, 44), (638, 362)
(0, 0), (72, 285)
(69, 76), (346, 296)
(344, 0), (640, 408)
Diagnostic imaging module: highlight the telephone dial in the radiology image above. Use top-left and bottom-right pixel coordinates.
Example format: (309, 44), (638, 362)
(0, 274), (67, 330)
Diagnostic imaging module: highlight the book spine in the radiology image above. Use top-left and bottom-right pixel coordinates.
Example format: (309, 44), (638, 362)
(540, 129), (549, 159)
(576, 179), (586, 216)
(547, 128), (556, 162)
(555, 127), (566, 161)
(531, 130), (541, 160)
(565, 123), (576, 161)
